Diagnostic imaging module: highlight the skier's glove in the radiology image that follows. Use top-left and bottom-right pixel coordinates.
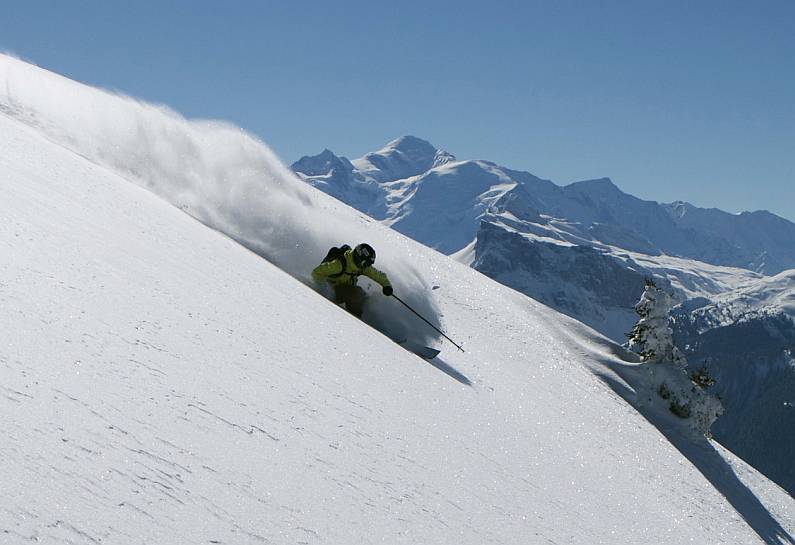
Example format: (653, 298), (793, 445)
(382, 285), (393, 296)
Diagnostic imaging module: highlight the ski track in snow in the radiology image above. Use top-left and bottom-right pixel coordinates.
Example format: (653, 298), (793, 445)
(0, 53), (441, 349)
(0, 54), (793, 544)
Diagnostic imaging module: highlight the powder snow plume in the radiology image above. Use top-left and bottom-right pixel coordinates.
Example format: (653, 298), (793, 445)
(0, 53), (441, 345)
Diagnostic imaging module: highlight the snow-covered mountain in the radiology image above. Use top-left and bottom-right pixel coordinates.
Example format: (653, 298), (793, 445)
(292, 137), (784, 341)
(293, 139), (795, 276)
(351, 135), (457, 183)
(293, 136), (795, 498)
(3, 54), (794, 543)
(460, 203), (762, 342)
(673, 271), (795, 498)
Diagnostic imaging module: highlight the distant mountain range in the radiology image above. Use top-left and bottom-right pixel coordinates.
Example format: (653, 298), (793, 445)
(293, 135), (795, 275)
(4, 52), (793, 542)
(673, 270), (795, 495)
(293, 136), (795, 497)
(292, 136), (795, 341)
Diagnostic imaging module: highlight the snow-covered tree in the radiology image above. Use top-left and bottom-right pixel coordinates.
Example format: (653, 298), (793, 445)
(627, 279), (723, 435)
(627, 278), (686, 367)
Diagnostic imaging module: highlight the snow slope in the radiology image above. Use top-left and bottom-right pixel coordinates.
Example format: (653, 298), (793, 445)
(457, 210), (762, 342)
(291, 137), (784, 343)
(693, 270), (795, 324)
(292, 137), (794, 498)
(351, 135), (456, 184)
(672, 271), (795, 498)
(1, 55), (794, 544)
(0, 54), (439, 348)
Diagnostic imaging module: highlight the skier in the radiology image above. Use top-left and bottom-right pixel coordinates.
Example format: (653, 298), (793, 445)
(312, 243), (393, 317)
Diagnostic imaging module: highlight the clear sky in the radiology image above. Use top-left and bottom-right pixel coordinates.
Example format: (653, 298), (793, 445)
(2, 1), (793, 221)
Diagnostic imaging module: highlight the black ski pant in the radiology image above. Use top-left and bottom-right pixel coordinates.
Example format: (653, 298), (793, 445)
(332, 284), (367, 317)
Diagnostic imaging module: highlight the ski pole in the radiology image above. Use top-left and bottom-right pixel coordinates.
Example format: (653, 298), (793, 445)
(390, 294), (464, 352)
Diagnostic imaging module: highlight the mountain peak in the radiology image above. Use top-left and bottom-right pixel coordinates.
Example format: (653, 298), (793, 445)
(567, 177), (621, 193)
(381, 135), (437, 154)
(371, 135), (449, 167)
(291, 148), (353, 178)
(353, 136), (456, 183)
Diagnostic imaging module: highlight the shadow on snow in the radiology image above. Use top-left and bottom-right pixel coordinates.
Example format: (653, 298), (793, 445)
(595, 366), (794, 545)
(424, 356), (472, 387)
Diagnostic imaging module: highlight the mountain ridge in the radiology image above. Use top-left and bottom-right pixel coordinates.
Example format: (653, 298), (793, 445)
(293, 136), (795, 275)
(5, 54), (795, 543)
(293, 134), (795, 499)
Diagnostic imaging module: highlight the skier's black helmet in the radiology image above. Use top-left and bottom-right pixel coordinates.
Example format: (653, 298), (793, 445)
(353, 243), (376, 268)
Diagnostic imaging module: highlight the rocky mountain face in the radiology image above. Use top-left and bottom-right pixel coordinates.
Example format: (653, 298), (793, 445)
(471, 220), (661, 341)
(292, 136), (791, 342)
(294, 137), (795, 275)
(293, 136), (795, 497)
(672, 271), (795, 497)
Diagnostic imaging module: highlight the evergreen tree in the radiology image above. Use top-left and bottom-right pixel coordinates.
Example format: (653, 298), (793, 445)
(627, 278), (686, 367)
(626, 279), (722, 435)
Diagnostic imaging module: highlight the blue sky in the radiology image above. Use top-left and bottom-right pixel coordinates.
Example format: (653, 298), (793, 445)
(2, 1), (793, 221)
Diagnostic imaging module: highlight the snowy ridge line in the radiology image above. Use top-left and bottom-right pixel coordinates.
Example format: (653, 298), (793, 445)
(1, 56), (795, 543)
(705, 269), (795, 322)
(0, 53), (441, 345)
(295, 136), (795, 281)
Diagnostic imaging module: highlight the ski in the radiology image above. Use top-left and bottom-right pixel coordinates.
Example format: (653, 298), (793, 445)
(396, 340), (440, 360)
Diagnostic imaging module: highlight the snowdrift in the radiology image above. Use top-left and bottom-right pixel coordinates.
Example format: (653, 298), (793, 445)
(1, 54), (793, 544)
(0, 53), (439, 346)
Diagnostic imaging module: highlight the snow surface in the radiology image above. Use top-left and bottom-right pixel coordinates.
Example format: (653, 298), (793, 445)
(616, 251), (762, 303)
(670, 271), (795, 496)
(697, 270), (795, 325)
(0, 54), (439, 348)
(291, 136), (788, 345)
(294, 142), (795, 275)
(1, 53), (794, 544)
(351, 136), (456, 184)
(455, 209), (763, 343)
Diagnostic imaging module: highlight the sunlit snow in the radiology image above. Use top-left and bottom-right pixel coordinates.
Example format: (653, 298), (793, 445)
(1, 53), (793, 545)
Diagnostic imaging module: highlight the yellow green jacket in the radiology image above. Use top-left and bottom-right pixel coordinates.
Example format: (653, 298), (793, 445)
(312, 249), (392, 288)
